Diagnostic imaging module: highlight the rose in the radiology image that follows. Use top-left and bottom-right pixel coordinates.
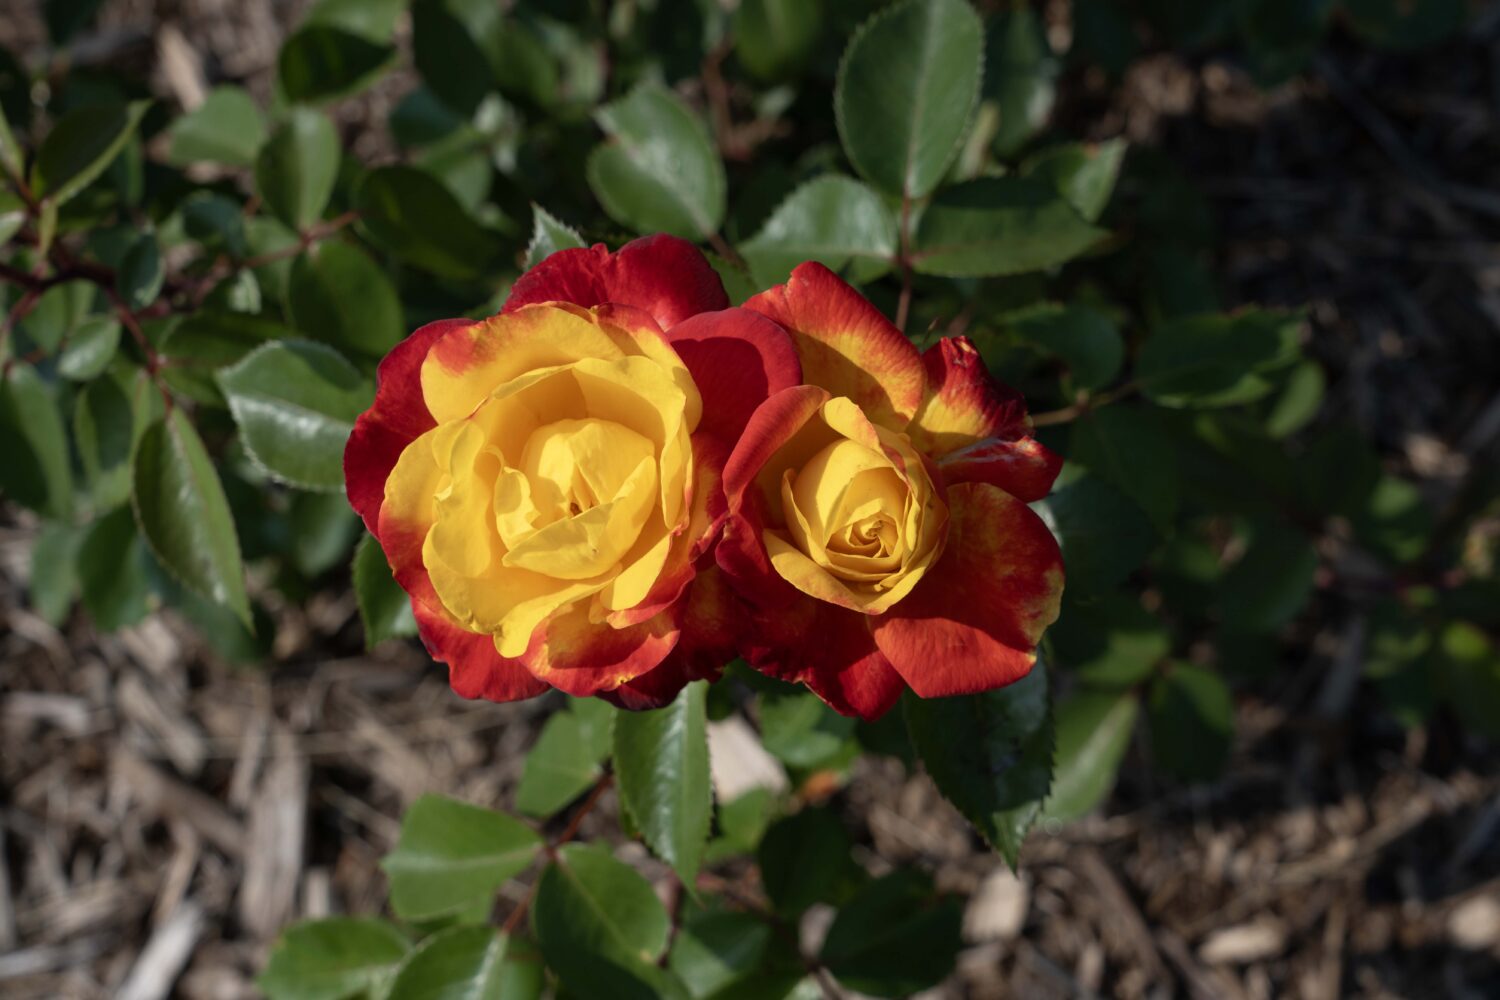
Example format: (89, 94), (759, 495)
(717, 262), (1065, 719)
(344, 236), (799, 708)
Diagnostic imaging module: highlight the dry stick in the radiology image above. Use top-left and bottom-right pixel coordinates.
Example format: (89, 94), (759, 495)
(498, 773), (616, 936)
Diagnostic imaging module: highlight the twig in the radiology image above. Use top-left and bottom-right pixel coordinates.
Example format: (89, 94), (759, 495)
(499, 773), (615, 936)
(1030, 381), (1139, 427)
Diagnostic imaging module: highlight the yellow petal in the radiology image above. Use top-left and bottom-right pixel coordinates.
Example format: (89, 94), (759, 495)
(502, 455), (658, 579)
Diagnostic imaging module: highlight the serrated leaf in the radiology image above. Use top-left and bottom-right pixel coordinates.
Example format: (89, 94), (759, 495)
(1037, 473), (1157, 595)
(984, 9), (1059, 157)
(166, 87), (267, 167)
(158, 312), (298, 406)
(30, 100), (149, 205)
(587, 82), (725, 240)
(132, 408), (250, 625)
(255, 108), (339, 230)
(757, 807), (859, 916)
(1044, 690), (1138, 821)
(835, 0), (982, 198)
(259, 917), (411, 1000)
(29, 521), (83, 626)
(382, 795), (543, 921)
(515, 700), (613, 818)
(758, 689), (857, 769)
(524, 204), (586, 269)
(78, 505), (153, 631)
(668, 911), (774, 998)
(278, 24), (394, 104)
(532, 844), (683, 1000)
(819, 870), (963, 998)
(0, 365), (74, 519)
(355, 165), (502, 280)
(386, 926), (542, 1000)
(353, 532), (417, 647)
(904, 658), (1054, 865)
(911, 177), (1106, 277)
(613, 681), (712, 885)
(1069, 406), (1180, 533)
(216, 340), (373, 492)
(1137, 310), (1302, 408)
(1022, 138), (1127, 222)
(738, 175), (896, 289)
(288, 241), (404, 359)
(1001, 303), (1123, 391)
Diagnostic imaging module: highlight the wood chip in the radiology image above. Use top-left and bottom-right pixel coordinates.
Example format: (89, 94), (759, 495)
(964, 865), (1031, 943)
(238, 730), (307, 940)
(1198, 918), (1288, 965)
(707, 717), (788, 801)
(112, 753), (245, 858)
(115, 901), (205, 1000)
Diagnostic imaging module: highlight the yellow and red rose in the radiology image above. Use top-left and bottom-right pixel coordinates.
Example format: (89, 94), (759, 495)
(344, 235), (799, 708)
(346, 241), (1062, 719)
(716, 263), (1065, 719)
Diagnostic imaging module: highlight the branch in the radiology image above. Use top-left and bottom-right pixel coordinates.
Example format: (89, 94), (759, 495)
(499, 772), (616, 936)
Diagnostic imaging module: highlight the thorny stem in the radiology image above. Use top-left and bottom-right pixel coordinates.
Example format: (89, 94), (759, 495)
(498, 772), (616, 936)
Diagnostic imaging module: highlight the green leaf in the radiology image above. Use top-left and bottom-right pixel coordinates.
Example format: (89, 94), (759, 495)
(0, 101), (21, 181)
(56, 316), (121, 381)
(355, 165), (503, 280)
(1148, 664), (1233, 782)
(738, 175), (897, 289)
(1137, 310), (1302, 408)
(166, 87), (267, 167)
(669, 911), (774, 998)
(1023, 139), (1127, 222)
(705, 787), (775, 864)
(587, 82), (726, 240)
(29, 521), (83, 626)
(382, 794), (543, 921)
(757, 807), (859, 916)
(0, 190), (24, 247)
(820, 870), (963, 998)
(278, 25), (394, 104)
(78, 505), (152, 631)
(1050, 594), (1168, 689)
(904, 658), (1054, 864)
(1001, 303), (1123, 391)
(132, 408), (251, 625)
(353, 533), (417, 647)
(255, 108), (340, 231)
(1044, 690), (1138, 822)
(410, 0), (502, 117)
(386, 927), (542, 1000)
(1069, 406), (1180, 533)
(158, 312), (297, 406)
(524, 204), (586, 269)
(1217, 522), (1318, 631)
(20, 279), (94, 353)
(30, 100), (149, 205)
(1263, 359), (1325, 438)
(1352, 474), (1432, 566)
(984, 9), (1059, 157)
(834, 0), (982, 198)
(182, 192), (250, 258)
(260, 917), (411, 1000)
(758, 689), (857, 769)
(613, 681), (712, 885)
(735, 0), (823, 82)
(75, 368), (157, 509)
(288, 241), (404, 359)
(911, 177), (1106, 277)
(1436, 622), (1500, 740)
(532, 843), (681, 1000)
(1039, 474), (1157, 595)
(288, 490), (359, 576)
(116, 233), (164, 311)
(216, 340), (374, 492)
(0, 365), (73, 519)
(515, 700), (614, 818)
(305, 0), (407, 40)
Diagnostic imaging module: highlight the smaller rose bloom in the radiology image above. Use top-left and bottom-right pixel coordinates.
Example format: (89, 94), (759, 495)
(719, 263), (1065, 720)
(344, 236), (799, 708)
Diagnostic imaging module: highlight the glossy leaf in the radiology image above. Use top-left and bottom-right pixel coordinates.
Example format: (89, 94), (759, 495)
(255, 109), (340, 230)
(20, 279), (94, 353)
(216, 340), (374, 492)
(1137, 311), (1302, 408)
(1050, 594), (1169, 689)
(56, 316), (121, 381)
(30, 101), (149, 205)
(904, 658), (1054, 865)
(353, 533), (417, 648)
(116, 233), (164, 311)
(515, 699), (614, 818)
(259, 917), (411, 1000)
(1148, 665), (1233, 782)
(1040, 473), (1157, 595)
(820, 870), (963, 998)
(410, 0), (501, 117)
(166, 87), (268, 167)
(531, 843), (681, 1000)
(386, 927), (542, 1000)
(159, 312), (297, 406)
(835, 0), (982, 198)
(735, 0), (823, 82)
(738, 175), (897, 289)
(613, 681), (712, 884)
(758, 689), (857, 769)
(587, 82), (725, 240)
(1218, 522), (1318, 631)
(29, 521), (83, 626)
(1045, 690), (1139, 821)
(1002, 303), (1123, 391)
(668, 911), (774, 998)
(0, 365), (74, 519)
(1070, 405), (1180, 533)
(984, 10), (1059, 156)
(288, 242), (404, 359)
(758, 807), (859, 916)
(1023, 139), (1128, 222)
(278, 25), (394, 104)
(0, 190), (24, 247)
(78, 505), (152, 631)
(381, 794), (543, 921)
(0, 101), (20, 180)
(355, 165), (502, 280)
(912, 177), (1106, 277)
(524, 204), (586, 269)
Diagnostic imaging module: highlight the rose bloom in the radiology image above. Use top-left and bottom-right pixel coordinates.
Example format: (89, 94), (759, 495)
(717, 262), (1065, 720)
(344, 236), (799, 708)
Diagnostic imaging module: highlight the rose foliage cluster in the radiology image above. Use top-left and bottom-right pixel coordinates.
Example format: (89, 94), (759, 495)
(346, 235), (1065, 720)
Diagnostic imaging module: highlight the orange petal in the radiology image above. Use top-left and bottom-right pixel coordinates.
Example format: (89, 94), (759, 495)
(517, 603), (681, 697)
(414, 600), (551, 704)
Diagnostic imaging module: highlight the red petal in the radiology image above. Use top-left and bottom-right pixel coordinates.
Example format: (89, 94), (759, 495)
(344, 318), (474, 534)
(743, 262), (924, 427)
(871, 483), (1064, 698)
(665, 307), (802, 446)
(908, 337), (1062, 502)
(602, 566), (738, 710)
(504, 234), (728, 331)
(722, 385), (829, 508)
(744, 599), (906, 721)
(415, 601), (551, 703)
(520, 604), (681, 698)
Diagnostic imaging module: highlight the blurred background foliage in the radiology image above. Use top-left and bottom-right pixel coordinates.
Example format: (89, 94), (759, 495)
(2, 0), (1498, 997)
